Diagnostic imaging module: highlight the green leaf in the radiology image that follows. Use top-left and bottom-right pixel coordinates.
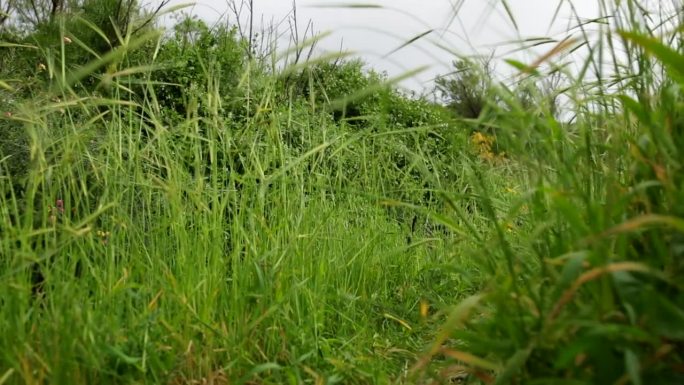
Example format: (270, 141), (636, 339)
(155, 2), (196, 17)
(495, 345), (533, 385)
(107, 345), (142, 366)
(558, 251), (589, 290)
(555, 336), (596, 370)
(237, 363), (282, 384)
(383, 29), (434, 58)
(0, 369), (15, 385)
(431, 294), (485, 353)
(584, 322), (652, 342)
(619, 31), (684, 84)
(0, 80), (13, 91)
(551, 193), (589, 235)
(0, 42), (37, 49)
(501, 0), (519, 32)
(648, 294), (684, 340)
(504, 59), (536, 74)
(618, 95), (651, 126)
(67, 30), (161, 86)
(625, 349), (642, 385)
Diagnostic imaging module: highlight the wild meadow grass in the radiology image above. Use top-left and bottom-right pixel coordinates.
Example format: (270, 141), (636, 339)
(0, 50), (489, 383)
(1, 0), (683, 384)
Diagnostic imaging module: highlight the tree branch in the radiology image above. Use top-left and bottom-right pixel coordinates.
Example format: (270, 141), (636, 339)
(0, 0), (13, 27)
(130, 0), (169, 36)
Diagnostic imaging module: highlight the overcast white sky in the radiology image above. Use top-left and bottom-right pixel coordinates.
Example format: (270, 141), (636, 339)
(152, 0), (600, 91)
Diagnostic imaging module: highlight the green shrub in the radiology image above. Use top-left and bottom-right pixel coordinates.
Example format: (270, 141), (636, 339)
(286, 58), (384, 124)
(147, 16), (246, 122)
(435, 57), (494, 120)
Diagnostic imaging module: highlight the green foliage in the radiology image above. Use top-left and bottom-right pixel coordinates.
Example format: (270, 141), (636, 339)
(0, 1), (156, 186)
(2, 1), (683, 384)
(282, 57), (463, 213)
(287, 58), (385, 123)
(148, 16), (245, 122)
(435, 58), (494, 119)
(0, 0), (154, 101)
(0, 6), (476, 383)
(0, 63), (472, 385)
(417, 2), (684, 384)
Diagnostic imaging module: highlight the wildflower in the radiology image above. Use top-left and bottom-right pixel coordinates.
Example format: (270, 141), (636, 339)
(480, 150), (495, 161)
(420, 300), (430, 319)
(506, 222), (515, 233)
(505, 186), (519, 195)
(471, 131), (493, 147)
(96, 230), (111, 245)
(63, 36), (72, 44)
(38, 63), (47, 72)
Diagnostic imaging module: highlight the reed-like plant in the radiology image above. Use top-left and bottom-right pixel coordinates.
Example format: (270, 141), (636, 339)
(412, 1), (684, 384)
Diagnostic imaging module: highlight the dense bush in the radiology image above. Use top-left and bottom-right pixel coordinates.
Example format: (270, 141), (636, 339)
(147, 16), (246, 122)
(285, 58), (385, 124)
(435, 58), (494, 120)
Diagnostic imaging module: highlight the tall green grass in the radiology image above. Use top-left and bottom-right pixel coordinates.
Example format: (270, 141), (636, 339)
(1, 0), (683, 384)
(0, 16), (484, 384)
(407, 1), (684, 384)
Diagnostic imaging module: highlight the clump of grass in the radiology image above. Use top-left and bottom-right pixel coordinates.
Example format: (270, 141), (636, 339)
(411, 0), (684, 383)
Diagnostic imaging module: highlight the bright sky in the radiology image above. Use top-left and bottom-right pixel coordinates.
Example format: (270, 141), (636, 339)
(152, 0), (600, 92)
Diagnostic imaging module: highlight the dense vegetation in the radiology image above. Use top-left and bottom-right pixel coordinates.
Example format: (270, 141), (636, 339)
(0, 0), (683, 384)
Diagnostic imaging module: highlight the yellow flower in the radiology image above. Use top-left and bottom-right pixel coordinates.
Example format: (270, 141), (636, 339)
(420, 300), (430, 319)
(96, 230), (111, 245)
